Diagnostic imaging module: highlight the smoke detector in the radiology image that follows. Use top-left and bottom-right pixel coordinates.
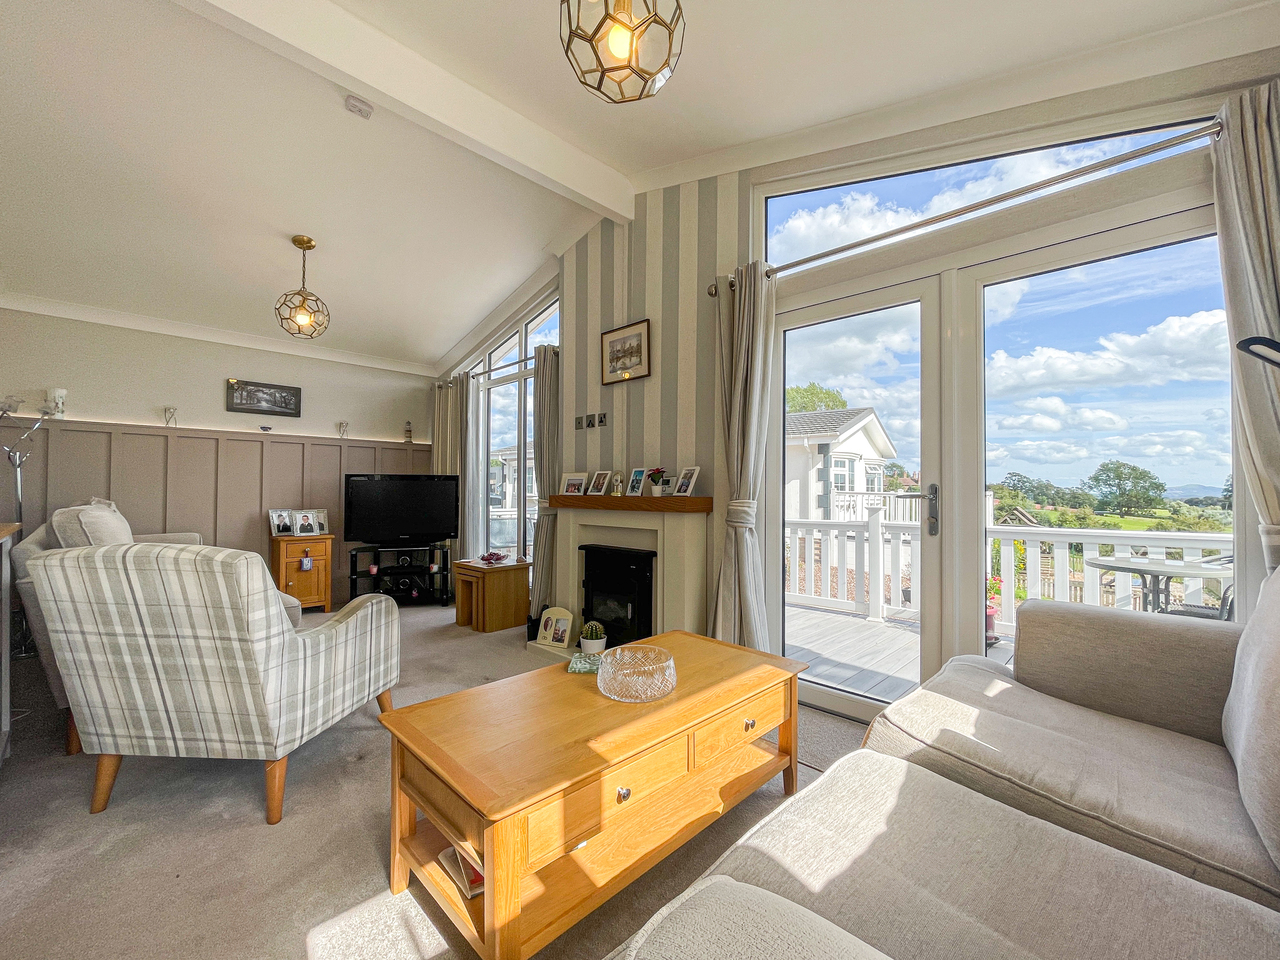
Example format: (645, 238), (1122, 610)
(344, 94), (373, 119)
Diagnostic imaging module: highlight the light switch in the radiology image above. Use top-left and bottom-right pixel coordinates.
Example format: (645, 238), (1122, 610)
(575, 416), (584, 430)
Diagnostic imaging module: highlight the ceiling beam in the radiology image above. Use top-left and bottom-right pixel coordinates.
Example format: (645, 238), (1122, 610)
(172, 0), (634, 222)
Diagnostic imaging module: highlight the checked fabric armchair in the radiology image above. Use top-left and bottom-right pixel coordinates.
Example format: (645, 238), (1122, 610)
(28, 542), (400, 823)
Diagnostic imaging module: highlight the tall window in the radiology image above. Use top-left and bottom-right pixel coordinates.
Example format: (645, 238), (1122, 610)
(473, 302), (559, 561)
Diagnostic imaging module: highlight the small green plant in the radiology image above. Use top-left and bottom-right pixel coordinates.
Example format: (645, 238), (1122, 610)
(582, 620), (606, 641)
(646, 467), (667, 485)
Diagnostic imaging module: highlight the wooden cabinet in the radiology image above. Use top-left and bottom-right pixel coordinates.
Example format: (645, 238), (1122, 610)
(454, 560), (531, 633)
(270, 535), (333, 612)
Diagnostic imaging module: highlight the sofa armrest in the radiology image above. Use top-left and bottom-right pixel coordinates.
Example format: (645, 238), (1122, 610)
(1014, 600), (1241, 744)
(134, 532), (203, 545)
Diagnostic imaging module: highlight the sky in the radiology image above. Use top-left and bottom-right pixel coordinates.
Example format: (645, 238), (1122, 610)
(774, 126), (1230, 493)
(486, 307), (559, 457)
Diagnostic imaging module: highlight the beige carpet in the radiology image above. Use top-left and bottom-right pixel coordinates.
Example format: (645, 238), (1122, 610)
(0, 605), (866, 960)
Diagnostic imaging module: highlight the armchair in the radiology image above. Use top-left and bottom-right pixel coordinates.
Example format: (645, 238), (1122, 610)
(28, 542), (400, 823)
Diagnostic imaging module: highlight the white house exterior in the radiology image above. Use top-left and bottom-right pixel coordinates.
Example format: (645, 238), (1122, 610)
(785, 408), (897, 520)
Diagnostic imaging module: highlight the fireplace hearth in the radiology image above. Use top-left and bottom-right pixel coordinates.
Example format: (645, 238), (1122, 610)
(579, 544), (657, 647)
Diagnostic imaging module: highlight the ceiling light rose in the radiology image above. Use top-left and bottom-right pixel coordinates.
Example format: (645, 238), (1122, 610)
(275, 235), (329, 339)
(560, 0), (685, 104)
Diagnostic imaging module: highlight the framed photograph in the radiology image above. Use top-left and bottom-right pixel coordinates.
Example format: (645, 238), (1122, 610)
(268, 508), (294, 536)
(535, 606), (575, 649)
(673, 466), (700, 496)
(560, 473), (588, 495)
(226, 378), (301, 417)
(587, 470), (612, 495)
(292, 510), (321, 535)
(306, 509), (329, 535)
(625, 467), (646, 496)
(601, 319), (651, 386)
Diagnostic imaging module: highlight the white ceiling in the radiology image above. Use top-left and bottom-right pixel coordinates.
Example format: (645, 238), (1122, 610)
(0, 0), (598, 372)
(2, 0), (1278, 374)
(329, 0), (1277, 177)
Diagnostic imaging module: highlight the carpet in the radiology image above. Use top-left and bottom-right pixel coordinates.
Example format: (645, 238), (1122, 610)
(0, 604), (865, 960)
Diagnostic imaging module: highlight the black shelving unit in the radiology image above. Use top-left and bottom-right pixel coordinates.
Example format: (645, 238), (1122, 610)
(349, 543), (452, 606)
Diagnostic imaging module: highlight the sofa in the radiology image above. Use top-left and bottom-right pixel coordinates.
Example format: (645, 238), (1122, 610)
(614, 577), (1280, 958)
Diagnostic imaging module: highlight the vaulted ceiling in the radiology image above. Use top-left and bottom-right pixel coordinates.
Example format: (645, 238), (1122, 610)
(1, 0), (1277, 374)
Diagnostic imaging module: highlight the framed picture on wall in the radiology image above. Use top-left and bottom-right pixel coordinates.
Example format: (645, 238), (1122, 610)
(226, 378), (302, 417)
(601, 319), (651, 386)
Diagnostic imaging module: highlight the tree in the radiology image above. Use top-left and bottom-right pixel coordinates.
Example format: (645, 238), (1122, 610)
(1223, 474), (1233, 511)
(786, 382), (846, 412)
(1083, 460), (1166, 516)
(884, 461), (909, 491)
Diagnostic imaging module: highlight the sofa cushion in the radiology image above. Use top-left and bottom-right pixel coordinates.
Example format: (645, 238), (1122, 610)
(51, 499), (133, 547)
(623, 875), (891, 960)
(1223, 568), (1280, 867)
(864, 655), (1280, 908)
(706, 750), (1280, 960)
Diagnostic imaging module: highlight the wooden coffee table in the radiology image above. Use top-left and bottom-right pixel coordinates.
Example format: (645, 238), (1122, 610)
(379, 631), (807, 960)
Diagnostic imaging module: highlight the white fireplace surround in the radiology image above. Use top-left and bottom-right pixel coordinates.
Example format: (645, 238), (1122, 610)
(553, 505), (707, 637)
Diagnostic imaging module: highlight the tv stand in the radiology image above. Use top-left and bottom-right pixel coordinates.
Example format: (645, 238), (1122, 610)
(349, 543), (452, 606)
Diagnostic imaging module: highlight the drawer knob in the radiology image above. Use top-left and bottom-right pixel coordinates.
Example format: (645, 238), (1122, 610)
(616, 786), (631, 804)
(744, 718), (757, 732)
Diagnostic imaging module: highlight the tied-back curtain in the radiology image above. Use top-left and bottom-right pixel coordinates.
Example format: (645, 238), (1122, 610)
(711, 262), (777, 650)
(530, 345), (561, 618)
(455, 372), (485, 560)
(1213, 79), (1280, 572)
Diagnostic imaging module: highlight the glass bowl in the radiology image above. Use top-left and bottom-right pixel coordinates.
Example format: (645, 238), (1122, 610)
(597, 645), (677, 703)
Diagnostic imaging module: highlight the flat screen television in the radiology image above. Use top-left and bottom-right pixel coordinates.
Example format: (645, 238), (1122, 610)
(344, 474), (459, 546)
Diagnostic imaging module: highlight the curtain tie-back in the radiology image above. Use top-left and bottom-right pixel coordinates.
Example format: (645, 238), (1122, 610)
(726, 499), (757, 527)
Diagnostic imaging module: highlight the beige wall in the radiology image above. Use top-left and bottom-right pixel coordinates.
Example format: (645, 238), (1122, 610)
(0, 309), (434, 442)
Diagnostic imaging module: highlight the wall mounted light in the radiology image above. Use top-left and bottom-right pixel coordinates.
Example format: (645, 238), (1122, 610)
(276, 235), (330, 339)
(560, 0), (685, 104)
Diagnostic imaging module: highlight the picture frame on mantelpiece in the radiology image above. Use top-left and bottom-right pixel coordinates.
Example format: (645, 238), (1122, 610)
(587, 470), (612, 495)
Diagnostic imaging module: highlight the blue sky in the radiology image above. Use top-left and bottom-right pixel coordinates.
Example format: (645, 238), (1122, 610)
(775, 126), (1230, 492)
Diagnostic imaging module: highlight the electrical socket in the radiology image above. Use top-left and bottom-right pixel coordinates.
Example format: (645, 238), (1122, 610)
(575, 416), (584, 430)
(585, 414), (596, 428)
(597, 412), (607, 426)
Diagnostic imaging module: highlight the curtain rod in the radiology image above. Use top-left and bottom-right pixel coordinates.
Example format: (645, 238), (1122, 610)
(706, 119), (1221, 297)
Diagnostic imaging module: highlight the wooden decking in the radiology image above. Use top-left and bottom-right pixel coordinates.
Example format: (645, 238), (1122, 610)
(784, 602), (1014, 703)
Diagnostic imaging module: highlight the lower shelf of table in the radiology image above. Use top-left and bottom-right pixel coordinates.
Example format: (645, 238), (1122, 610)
(400, 737), (788, 960)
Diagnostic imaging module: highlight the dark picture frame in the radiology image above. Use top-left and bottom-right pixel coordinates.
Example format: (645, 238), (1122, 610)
(226, 378), (302, 417)
(601, 319), (651, 385)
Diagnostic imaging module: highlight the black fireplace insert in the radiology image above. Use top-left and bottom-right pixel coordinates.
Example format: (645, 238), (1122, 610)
(579, 544), (657, 647)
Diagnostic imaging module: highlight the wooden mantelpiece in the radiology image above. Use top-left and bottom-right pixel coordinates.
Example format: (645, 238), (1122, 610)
(548, 495), (712, 514)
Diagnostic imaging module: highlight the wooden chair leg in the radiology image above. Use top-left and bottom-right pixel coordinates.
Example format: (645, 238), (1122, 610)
(264, 756), (288, 825)
(65, 710), (82, 756)
(90, 754), (122, 813)
(376, 690), (393, 713)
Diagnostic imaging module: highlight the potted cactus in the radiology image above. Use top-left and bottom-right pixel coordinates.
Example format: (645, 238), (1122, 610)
(580, 620), (607, 654)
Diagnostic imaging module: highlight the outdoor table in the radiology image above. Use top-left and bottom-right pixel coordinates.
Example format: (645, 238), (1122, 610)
(1083, 555), (1233, 613)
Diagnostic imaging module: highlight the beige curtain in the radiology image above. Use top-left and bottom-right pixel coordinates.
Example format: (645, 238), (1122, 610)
(711, 262), (777, 650)
(529, 345), (561, 618)
(1213, 79), (1280, 572)
(433, 373), (484, 560)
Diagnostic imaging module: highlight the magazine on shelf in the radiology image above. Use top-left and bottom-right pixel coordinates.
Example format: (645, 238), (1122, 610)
(438, 845), (484, 899)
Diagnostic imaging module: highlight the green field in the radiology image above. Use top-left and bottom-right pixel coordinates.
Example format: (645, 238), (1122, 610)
(1027, 508), (1173, 531)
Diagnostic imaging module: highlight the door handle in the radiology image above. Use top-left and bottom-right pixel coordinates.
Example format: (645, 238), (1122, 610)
(896, 483), (940, 536)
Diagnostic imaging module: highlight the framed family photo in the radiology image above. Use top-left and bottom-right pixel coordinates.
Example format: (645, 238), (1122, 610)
(292, 509), (328, 535)
(625, 467), (646, 496)
(587, 470), (612, 495)
(560, 473), (587, 495)
(268, 508), (294, 536)
(535, 606), (575, 649)
(601, 319), (650, 386)
(674, 466), (700, 496)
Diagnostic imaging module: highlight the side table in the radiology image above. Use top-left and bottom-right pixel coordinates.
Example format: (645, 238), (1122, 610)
(455, 560), (531, 633)
(270, 534), (334, 612)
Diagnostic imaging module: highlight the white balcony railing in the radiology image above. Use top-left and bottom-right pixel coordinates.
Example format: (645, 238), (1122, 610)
(832, 491), (920, 523)
(784, 510), (1232, 633)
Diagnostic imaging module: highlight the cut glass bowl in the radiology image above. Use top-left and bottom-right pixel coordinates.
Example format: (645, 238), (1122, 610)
(597, 645), (677, 703)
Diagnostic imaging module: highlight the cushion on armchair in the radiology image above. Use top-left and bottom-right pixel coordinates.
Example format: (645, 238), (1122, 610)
(50, 498), (133, 547)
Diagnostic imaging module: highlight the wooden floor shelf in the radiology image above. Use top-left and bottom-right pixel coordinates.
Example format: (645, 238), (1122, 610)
(403, 821), (487, 954)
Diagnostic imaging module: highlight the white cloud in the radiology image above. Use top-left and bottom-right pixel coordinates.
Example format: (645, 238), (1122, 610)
(1010, 396), (1129, 431)
(1003, 440), (1090, 464)
(986, 310), (1228, 398)
(986, 443), (1009, 464)
(1096, 430), (1231, 466)
(1204, 407), (1229, 422)
(996, 413), (1063, 433)
(984, 279), (1030, 327)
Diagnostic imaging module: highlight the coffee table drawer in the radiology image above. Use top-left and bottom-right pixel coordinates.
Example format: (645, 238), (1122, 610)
(401, 750), (486, 854)
(526, 735), (689, 869)
(693, 683), (788, 767)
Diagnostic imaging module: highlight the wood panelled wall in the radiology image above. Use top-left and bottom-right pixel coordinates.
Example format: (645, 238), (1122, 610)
(0, 418), (431, 603)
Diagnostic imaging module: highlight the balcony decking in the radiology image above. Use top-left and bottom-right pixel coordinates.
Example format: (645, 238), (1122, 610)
(785, 602), (1014, 703)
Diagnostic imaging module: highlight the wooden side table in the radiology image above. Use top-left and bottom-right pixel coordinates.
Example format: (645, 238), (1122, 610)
(454, 560), (531, 633)
(270, 534), (334, 612)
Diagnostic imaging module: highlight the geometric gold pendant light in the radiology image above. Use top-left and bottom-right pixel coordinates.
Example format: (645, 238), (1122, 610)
(560, 0), (685, 104)
(275, 235), (330, 339)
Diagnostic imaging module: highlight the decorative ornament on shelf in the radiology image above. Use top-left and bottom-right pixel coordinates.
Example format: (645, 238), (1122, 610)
(275, 235), (329, 339)
(404, 421), (413, 443)
(164, 406), (178, 427)
(337, 421), (349, 439)
(560, 0), (685, 104)
(478, 551), (507, 566)
(645, 466), (666, 495)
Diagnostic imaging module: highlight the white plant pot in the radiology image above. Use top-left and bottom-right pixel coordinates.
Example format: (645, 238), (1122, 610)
(580, 636), (607, 655)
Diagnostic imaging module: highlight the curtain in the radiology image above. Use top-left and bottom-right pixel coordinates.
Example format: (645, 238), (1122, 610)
(711, 262), (777, 650)
(455, 371), (483, 560)
(529, 345), (561, 618)
(1213, 79), (1280, 572)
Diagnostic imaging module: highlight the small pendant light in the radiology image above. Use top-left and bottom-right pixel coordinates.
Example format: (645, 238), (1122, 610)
(276, 235), (330, 339)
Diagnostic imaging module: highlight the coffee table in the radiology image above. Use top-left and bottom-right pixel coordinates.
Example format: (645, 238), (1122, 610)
(379, 630), (807, 960)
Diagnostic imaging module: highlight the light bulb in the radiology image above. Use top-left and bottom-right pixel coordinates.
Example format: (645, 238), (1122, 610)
(607, 22), (632, 59)
(295, 308), (312, 326)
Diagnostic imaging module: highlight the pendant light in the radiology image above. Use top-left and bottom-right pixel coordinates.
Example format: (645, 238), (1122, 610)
(275, 235), (330, 339)
(560, 0), (685, 104)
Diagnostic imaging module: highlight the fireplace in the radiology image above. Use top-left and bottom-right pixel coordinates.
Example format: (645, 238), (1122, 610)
(579, 544), (657, 647)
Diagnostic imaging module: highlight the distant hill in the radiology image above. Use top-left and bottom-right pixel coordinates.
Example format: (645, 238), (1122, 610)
(1164, 484), (1222, 501)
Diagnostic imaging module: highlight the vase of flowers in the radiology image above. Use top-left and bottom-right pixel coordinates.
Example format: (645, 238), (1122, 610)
(580, 620), (607, 654)
(985, 575), (1001, 646)
(646, 467), (667, 496)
